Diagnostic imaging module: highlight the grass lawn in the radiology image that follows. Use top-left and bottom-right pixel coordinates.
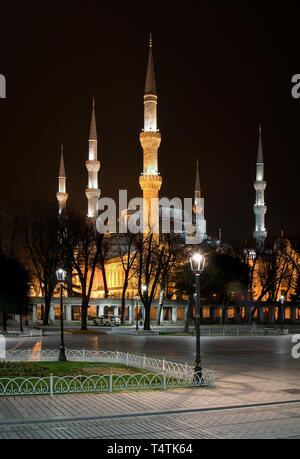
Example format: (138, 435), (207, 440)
(0, 361), (150, 378)
(0, 362), (172, 396)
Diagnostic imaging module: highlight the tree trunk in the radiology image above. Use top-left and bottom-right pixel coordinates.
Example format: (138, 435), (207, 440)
(121, 281), (128, 325)
(143, 305), (151, 331)
(81, 298), (89, 331)
(100, 252), (109, 298)
(156, 302), (164, 326)
(25, 312), (29, 327)
(66, 248), (73, 297)
(220, 305), (224, 325)
(103, 270), (109, 299)
(43, 296), (51, 326)
(184, 295), (194, 333)
(2, 313), (7, 333)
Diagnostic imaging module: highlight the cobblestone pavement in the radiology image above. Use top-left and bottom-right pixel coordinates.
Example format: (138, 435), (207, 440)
(1, 375), (300, 439)
(2, 333), (300, 438)
(0, 401), (300, 439)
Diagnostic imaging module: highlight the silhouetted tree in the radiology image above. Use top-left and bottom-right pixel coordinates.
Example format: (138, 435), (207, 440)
(20, 202), (63, 325)
(116, 233), (139, 325)
(0, 254), (30, 332)
(134, 234), (176, 331)
(64, 212), (103, 330)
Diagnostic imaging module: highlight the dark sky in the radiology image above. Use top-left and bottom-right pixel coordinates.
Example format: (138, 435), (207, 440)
(0, 1), (300, 245)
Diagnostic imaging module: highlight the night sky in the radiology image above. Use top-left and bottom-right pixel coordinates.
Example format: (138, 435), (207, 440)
(0, 1), (300, 245)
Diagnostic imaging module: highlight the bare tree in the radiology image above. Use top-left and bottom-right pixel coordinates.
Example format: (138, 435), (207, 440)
(65, 213), (103, 330)
(0, 202), (23, 259)
(134, 234), (177, 331)
(20, 202), (63, 325)
(246, 239), (296, 322)
(98, 235), (111, 299)
(156, 235), (180, 325)
(116, 233), (139, 324)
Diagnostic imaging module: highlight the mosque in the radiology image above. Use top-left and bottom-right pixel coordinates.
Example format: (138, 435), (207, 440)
(28, 38), (300, 326)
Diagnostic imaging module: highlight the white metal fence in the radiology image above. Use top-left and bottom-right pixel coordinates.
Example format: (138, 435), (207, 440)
(0, 350), (215, 396)
(0, 329), (44, 338)
(150, 326), (284, 336)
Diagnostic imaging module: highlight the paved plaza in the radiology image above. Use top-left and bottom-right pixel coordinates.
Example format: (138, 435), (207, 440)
(1, 383), (300, 439)
(1, 331), (300, 438)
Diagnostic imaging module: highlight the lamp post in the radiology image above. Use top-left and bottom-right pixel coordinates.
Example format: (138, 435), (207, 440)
(135, 294), (139, 332)
(141, 285), (147, 326)
(280, 294), (285, 335)
(56, 268), (67, 362)
(190, 252), (205, 382)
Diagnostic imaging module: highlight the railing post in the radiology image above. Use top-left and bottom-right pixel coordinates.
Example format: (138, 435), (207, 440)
(82, 349), (85, 362)
(163, 373), (167, 390)
(126, 352), (129, 367)
(109, 372), (113, 393)
(185, 362), (188, 377)
(142, 354), (146, 369)
(50, 374), (54, 397)
(162, 358), (165, 373)
(116, 351), (119, 364)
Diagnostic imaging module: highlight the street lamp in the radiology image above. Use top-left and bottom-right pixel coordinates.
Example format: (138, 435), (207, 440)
(135, 294), (139, 332)
(141, 285), (147, 325)
(56, 268), (67, 362)
(280, 294), (285, 335)
(190, 252), (205, 382)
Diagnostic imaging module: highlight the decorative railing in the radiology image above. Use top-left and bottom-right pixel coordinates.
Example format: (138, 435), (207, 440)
(0, 329), (44, 338)
(0, 371), (210, 397)
(0, 350), (215, 396)
(149, 326), (283, 336)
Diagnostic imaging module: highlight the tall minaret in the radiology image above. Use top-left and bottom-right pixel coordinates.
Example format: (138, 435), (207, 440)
(193, 159), (206, 242)
(139, 34), (162, 232)
(56, 144), (68, 215)
(86, 98), (101, 219)
(253, 125), (267, 247)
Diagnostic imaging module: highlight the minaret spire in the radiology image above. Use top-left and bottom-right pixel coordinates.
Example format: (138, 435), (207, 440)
(257, 124), (263, 164)
(56, 144), (68, 215)
(195, 159), (201, 195)
(59, 144), (66, 177)
(193, 159), (206, 242)
(89, 97), (97, 141)
(139, 35), (162, 233)
(253, 124), (267, 248)
(86, 98), (101, 219)
(145, 33), (157, 97)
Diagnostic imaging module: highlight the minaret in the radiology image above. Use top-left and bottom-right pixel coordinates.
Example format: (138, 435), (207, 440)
(193, 159), (206, 241)
(253, 125), (267, 247)
(86, 98), (101, 219)
(139, 34), (162, 232)
(56, 144), (68, 215)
